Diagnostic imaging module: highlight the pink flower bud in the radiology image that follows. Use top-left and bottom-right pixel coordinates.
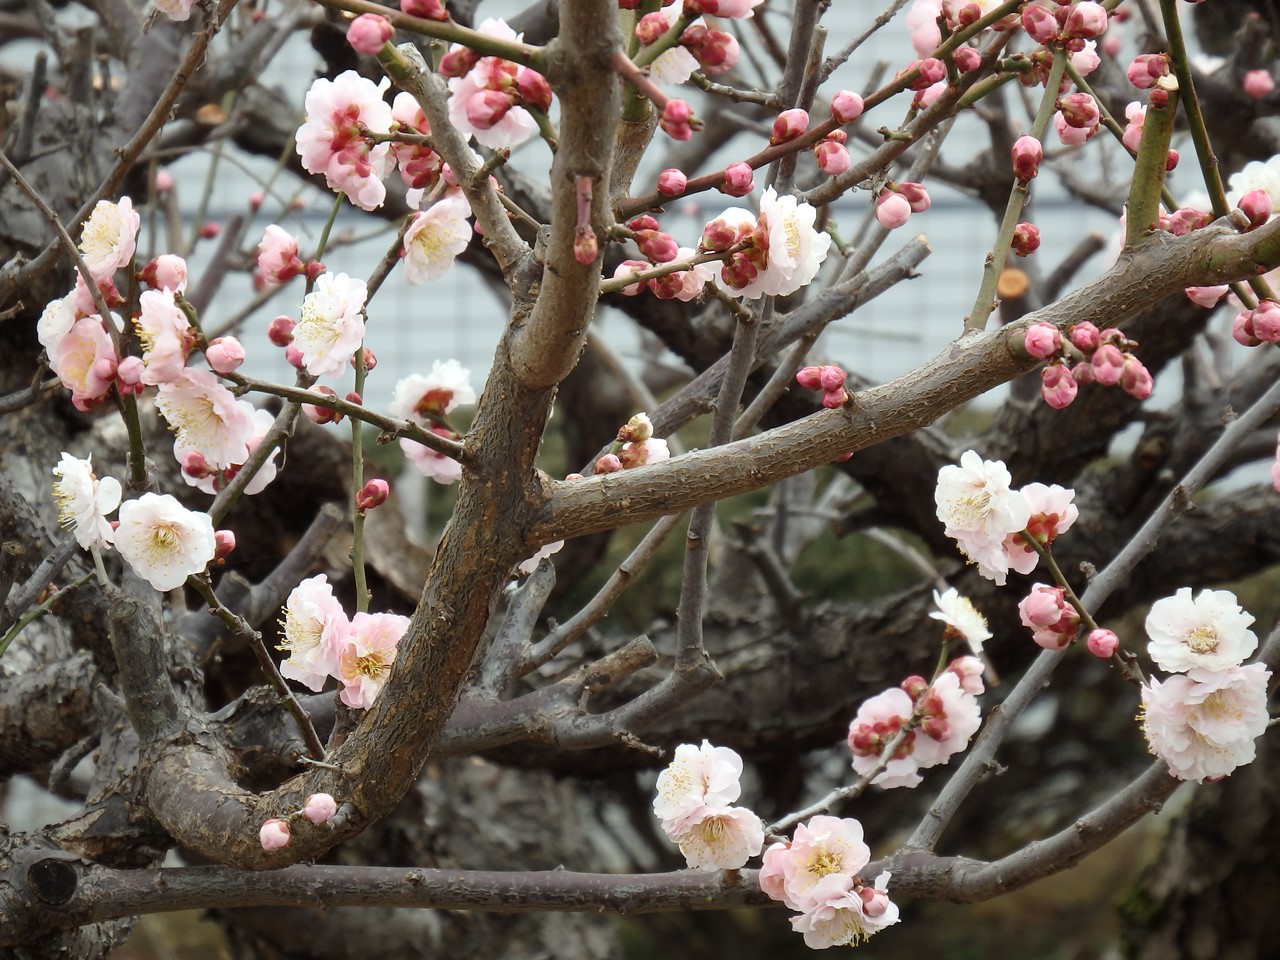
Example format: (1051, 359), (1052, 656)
(302, 385), (343, 424)
(140, 254), (189, 292)
(1032, 627), (1073, 651)
(719, 161), (756, 197)
(1119, 354), (1153, 399)
(906, 57), (947, 90)
(259, 819), (291, 852)
(1011, 222), (1041, 256)
(1071, 360), (1096, 385)
(182, 451), (212, 479)
(1054, 112), (1094, 146)
(1063, 1), (1107, 39)
(205, 336), (245, 374)
(1091, 343), (1124, 385)
(356, 478), (390, 511)
(821, 388), (849, 408)
(594, 453), (623, 474)
(629, 215), (659, 232)
(638, 231), (679, 264)
(1184, 285), (1228, 308)
(249, 191), (264, 213)
(1243, 69), (1275, 101)
(814, 140), (851, 176)
(795, 366), (824, 390)
(1069, 321), (1101, 353)
(657, 168), (688, 196)
(688, 26), (739, 73)
(901, 675), (929, 700)
(1040, 363), (1078, 409)
(875, 192), (912, 230)
(345, 391), (362, 405)
(402, 0), (448, 19)
(91, 356), (118, 382)
(466, 89), (515, 130)
(612, 259), (649, 295)
(771, 108), (809, 144)
(1024, 322), (1062, 360)
(1251, 300), (1280, 342)
(635, 11), (668, 45)
(1166, 149), (1180, 172)
(198, 222), (221, 240)
(155, 169), (175, 194)
(1058, 92), (1101, 129)
(1086, 628), (1119, 659)
(860, 885), (891, 918)
(1238, 189), (1273, 230)
(574, 226), (598, 264)
(954, 47), (982, 72)
(1011, 136), (1043, 181)
(214, 529), (236, 562)
(818, 365), (847, 391)
(346, 13), (394, 54)
(353, 347), (377, 371)
(516, 68), (552, 111)
(304, 792), (339, 825)
(117, 355), (145, 387)
(897, 181), (931, 213)
(1127, 53), (1168, 89)
(1022, 3), (1059, 44)
(439, 46), (480, 78)
(659, 99), (696, 140)
(268, 315), (296, 347)
(831, 90), (864, 123)
(1233, 309), (1262, 347)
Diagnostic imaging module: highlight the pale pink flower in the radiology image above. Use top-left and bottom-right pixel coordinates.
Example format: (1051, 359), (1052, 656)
(304, 793), (339, 825)
(259, 819), (291, 852)
(256, 225), (305, 286)
(653, 740), (743, 837)
(906, 0), (943, 56)
(847, 687), (921, 788)
(446, 20), (538, 150)
(52, 453), (121, 550)
(141, 254), (188, 292)
(778, 815), (871, 909)
(114, 493), (216, 591)
(759, 840), (792, 902)
(647, 6), (702, 87)
(136, 288), (194, 385)
(389, 360), (476, 424)
(1122, 101), (1146, 153)
(947, 655), (986, 696)
(294, 272), (367, 377)
(1145, 588), (1258, 673)
(714, 189), (830, 299)
(929, 588), (990, 654)
(79, 197), (139, 282)
(48, 316), (118, 411)
(1070, 40), (1100, 77)
(337, 611), (409, 709)
(401, 434), (463, 484)
(1185, 285), (1229, 308)
(1003, 481), (1077, 575)
(935, 451), (1031, 586)
(156, 369), (256, 469)
(618, 437), (670, 469)
(279, 574), (349, 692)
(1141, 664), (1271, 782)
(674, 805), (765, 869)
(403, 194), (472, 285)
(790, 871), (900, 948)
(911, 671), (981, 769)
(296, 71), (394, 211)
(179, 408), (280, 496)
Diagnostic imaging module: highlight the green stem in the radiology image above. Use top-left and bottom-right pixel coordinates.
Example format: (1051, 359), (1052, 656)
(1123, 80), (1178, 250)
(965, 48), (1066, 333)
(351, 350), (370, 614)
(312, 194), (345, 275)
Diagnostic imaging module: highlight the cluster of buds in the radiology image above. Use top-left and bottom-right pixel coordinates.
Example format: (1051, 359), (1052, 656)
(260, 793), (341, 852)
(627, 215), (680, 263)
(796, 364), (849, 408)
(700, 209), (762, 288)
(595, 413), (670, 474)
(874, 181), (931, 230)
(389, 97), (445, 192)
(1022, 1), (1108, 51)
(679, 23), (739, 74)
(1017, 583), (1081, 651)
(1054, 91), (1100, 146)
(1023, 321), (1153, 409)
(1232, 300), (1280, 347)
(439, 43), (551, 132)
(814, 130), (851, 176)
(659, 99), (699, 141)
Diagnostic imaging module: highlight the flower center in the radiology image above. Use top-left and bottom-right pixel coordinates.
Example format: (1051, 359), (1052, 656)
(1186, 625), (1219, 654)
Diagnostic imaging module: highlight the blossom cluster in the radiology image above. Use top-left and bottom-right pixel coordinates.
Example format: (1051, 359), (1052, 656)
(935, 451), (1078, 585)
(1140, 588), (1271, 783)
(1023, 321), (1152, 410)
(699, 188), (831, 299)
(594, 413), (670, 474)
(652, 741), (764, 870)
(759, 816), (899, 948)
(388, 360), (475, 485)
(276, 574), (410, 709)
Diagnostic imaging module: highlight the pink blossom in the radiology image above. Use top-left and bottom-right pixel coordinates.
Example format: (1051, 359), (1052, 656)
(1141, 664), (1271, 783)
(947, 655), (986, 696)
(1087, 629), (1119, 659)
(653, 740), (744, 836)
(775, 816), (871, 910)
(136, 288), (194, 385)
(446, 20), (539, 150)
(682, 26), (739, 74)
(1055, 112), (1094, 146)
(205, 336), (245, 375)
(1004, 481), (1078, 574)
(1062, 1), (1107, 39)
(1242, 69), (1275, 101)
(259, 819), (291, 852)
(906, 0), (943, 56)
(649, 247), (712, 301)
(875, 192), (912, 230)
(256, 225), (305, 286)
(279, 574), (349, 691)
(1022, 1), (1058, 44)
(337, 612), (409, 708)
(346, 13), (393, 55)
(1024, 322), (1061, 359)
(1122, 101), (1146, 153)
(789, 871), (900, 948)
(847, 687), (921, 788)
(1252, 300), (1280, 342)
(1146, 588), (1257, 673)
(403, 194), (472, 285)
(1128, 53), (1168, 88)
(673, 806), (764, 870)
(759, 841), (792, 903)
(611, 259), (650, 296)
(49, 316), (118, 410)
(517, 538), (565, 576)
(1018, 582), (1070, 628)
(400, 431), (463, 484)
(1040, 362), (1078, 409)
(114, 493), (216, 591)
(910, 671), (981, 769)
(1185, 285), (1229, 308)
(618, 437), (670, 468)
(389, 360), (476, 424)
(79, 197), (140, 283)
(1238, 189), (1273, 230)
(831, 90), (864, 123)
(657, 169), (688, 197)
(304, 793), (338, 825)
(914, 80), (947, 109)
(1071, 40), (1101, 76)
(156, 369), (256, 469)
(714, 189), (830, 299)
(296, 71), (393, 211)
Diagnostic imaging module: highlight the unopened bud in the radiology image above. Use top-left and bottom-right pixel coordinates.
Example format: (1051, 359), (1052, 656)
(1086, 628), (1119, 659)
(356, 478), (390, 511)
(213, 529), (236, 563)
(719, 161), (755, 197)
(268, 315), (296, 347)
(304, 792), (339, 825)
(657, 168), (688, 197)
(205, 336), (245, 374)
(770, 108), (809, 144)
(830, 90), (864, 124)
